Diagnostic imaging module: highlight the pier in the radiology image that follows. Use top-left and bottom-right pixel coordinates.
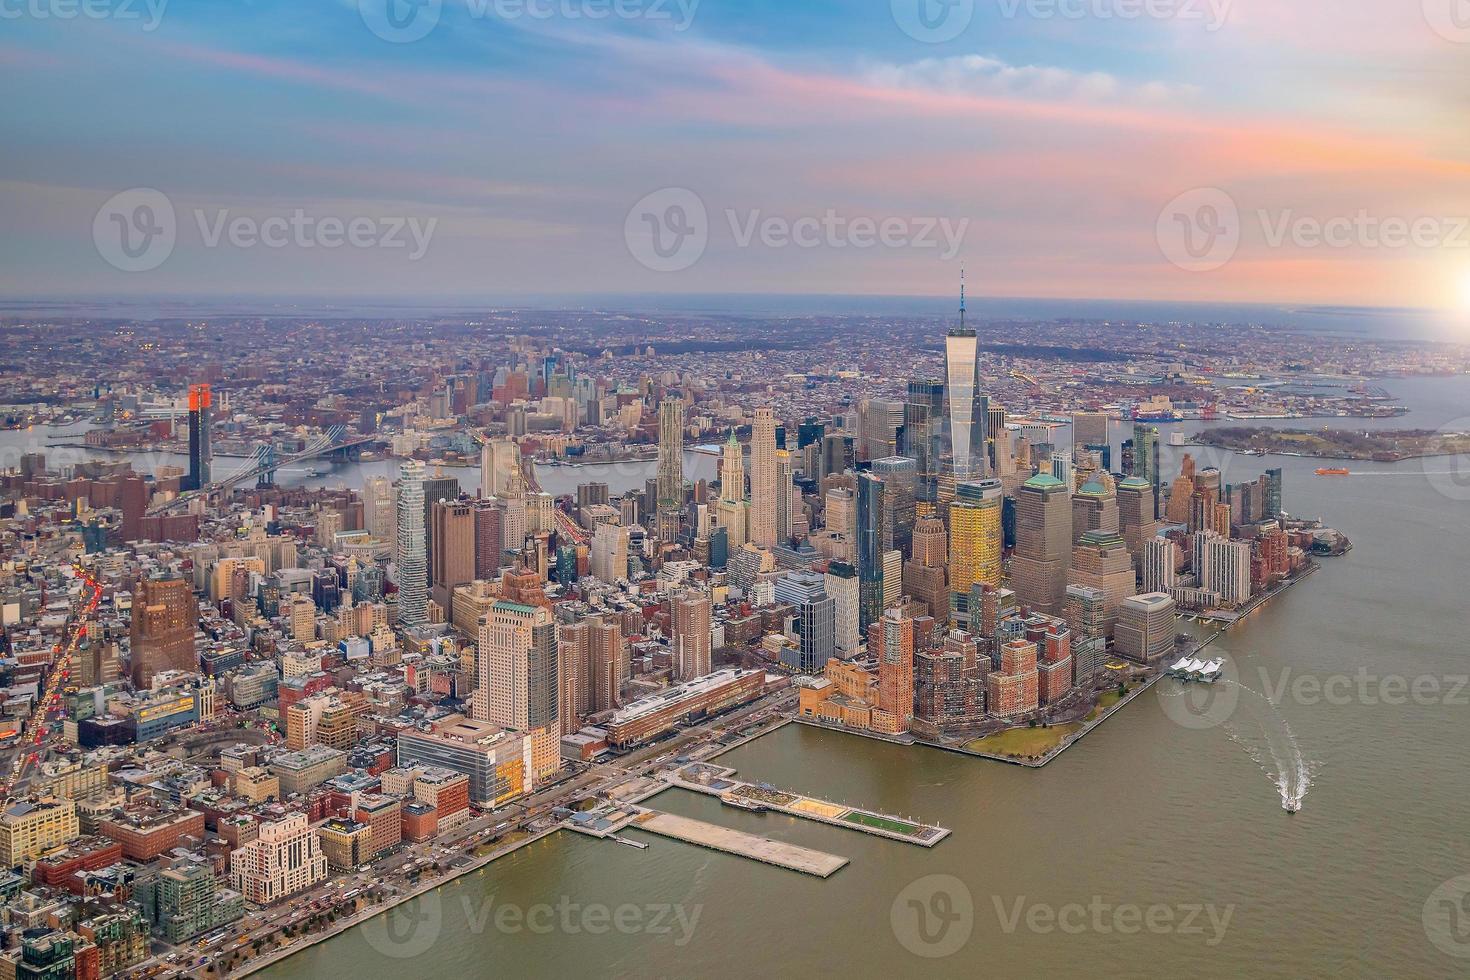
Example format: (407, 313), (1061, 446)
(633, 811), (849, 878)
(666, 764), (950, 846)
(564, 801), (850, 877)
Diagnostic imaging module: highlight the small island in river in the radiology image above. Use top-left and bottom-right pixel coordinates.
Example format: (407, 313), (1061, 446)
(1194, 426), (1470, 461)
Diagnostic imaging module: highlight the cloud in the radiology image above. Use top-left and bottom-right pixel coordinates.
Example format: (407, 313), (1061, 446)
(864, 54), (1199, 104)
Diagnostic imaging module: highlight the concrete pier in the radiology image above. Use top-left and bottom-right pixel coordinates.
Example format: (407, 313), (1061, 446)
(667, 764), (951, 847)
(633, 811), (848, 878)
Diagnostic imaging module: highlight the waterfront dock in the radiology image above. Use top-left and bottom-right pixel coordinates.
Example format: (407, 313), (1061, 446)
(666, 764), (950, 846)
(632, 810), (849, 878)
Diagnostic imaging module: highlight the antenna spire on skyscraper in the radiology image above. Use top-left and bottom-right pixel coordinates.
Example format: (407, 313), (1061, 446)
(959, 266), (966, 332)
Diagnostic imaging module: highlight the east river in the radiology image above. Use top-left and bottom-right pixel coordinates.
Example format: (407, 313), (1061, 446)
(5, 377), (1470, 975)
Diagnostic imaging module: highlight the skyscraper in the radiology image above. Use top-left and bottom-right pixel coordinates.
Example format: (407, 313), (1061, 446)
(860, 398), (905, 462)
(1072, 411), (1109, 453)
(903, 516), (948, 621)
(871, 456), (917, 558)
(947, 479), (1002, 627)
(944, 271), (984, 480)
(750, 407), (778, 548)
(1071, 477), (1120, 544)
(480, 438), (519, 498)
(1011, 473), (1072, 616)
(903, 379), (945, 504)
(1117, 477), (1157, 581)
(824, 561), (861, 657)
(130, 575), (198, 687)
(1264, 468), (1284, 519)
(714, 430), (747, 548)
(1068, 530), (1137, 637)
(475, 601), (560, 782)
(364, 475), (395, 550)
(657, 397), (685, 543)
(774, 571), (835, 673)
(1132, 423), (1162, 518)
(856, 471), (887, 630)
(430, 499), (475, 607)
(775, 450), (794, 545)
(589, 616), (625, 713)
(590, 522), (629, 584)
(1143, 536), (1178, 594)
(473, 498), (504, 580)
(394, 460), (429, 626)
(186, 383), (212, 492)
(871, 606), (916, 735)
(671, 590), (713, 680)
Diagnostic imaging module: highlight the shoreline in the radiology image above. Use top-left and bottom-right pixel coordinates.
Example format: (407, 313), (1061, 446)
(226, 711), (796, 977)
(226, 565), (1329, 974)
(1189, 439), (1468, 464)
(231, 824), (561, 978)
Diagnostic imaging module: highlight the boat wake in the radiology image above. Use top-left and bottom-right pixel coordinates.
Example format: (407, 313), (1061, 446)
(1222, 682), (1315, 813)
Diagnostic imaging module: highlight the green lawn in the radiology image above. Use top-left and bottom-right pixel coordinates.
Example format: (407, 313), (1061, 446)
(843, 811), (921, 835)
(966, 723), (1081, 759)
(1086, 685), (1134, 721)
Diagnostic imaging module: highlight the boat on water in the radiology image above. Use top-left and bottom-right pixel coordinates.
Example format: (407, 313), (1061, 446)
(1314, 468), (1350, 476)
(1283, 799), (1301, 814)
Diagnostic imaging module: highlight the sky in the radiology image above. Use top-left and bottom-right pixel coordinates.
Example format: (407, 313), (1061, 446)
(4, 0), (1470, 311)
